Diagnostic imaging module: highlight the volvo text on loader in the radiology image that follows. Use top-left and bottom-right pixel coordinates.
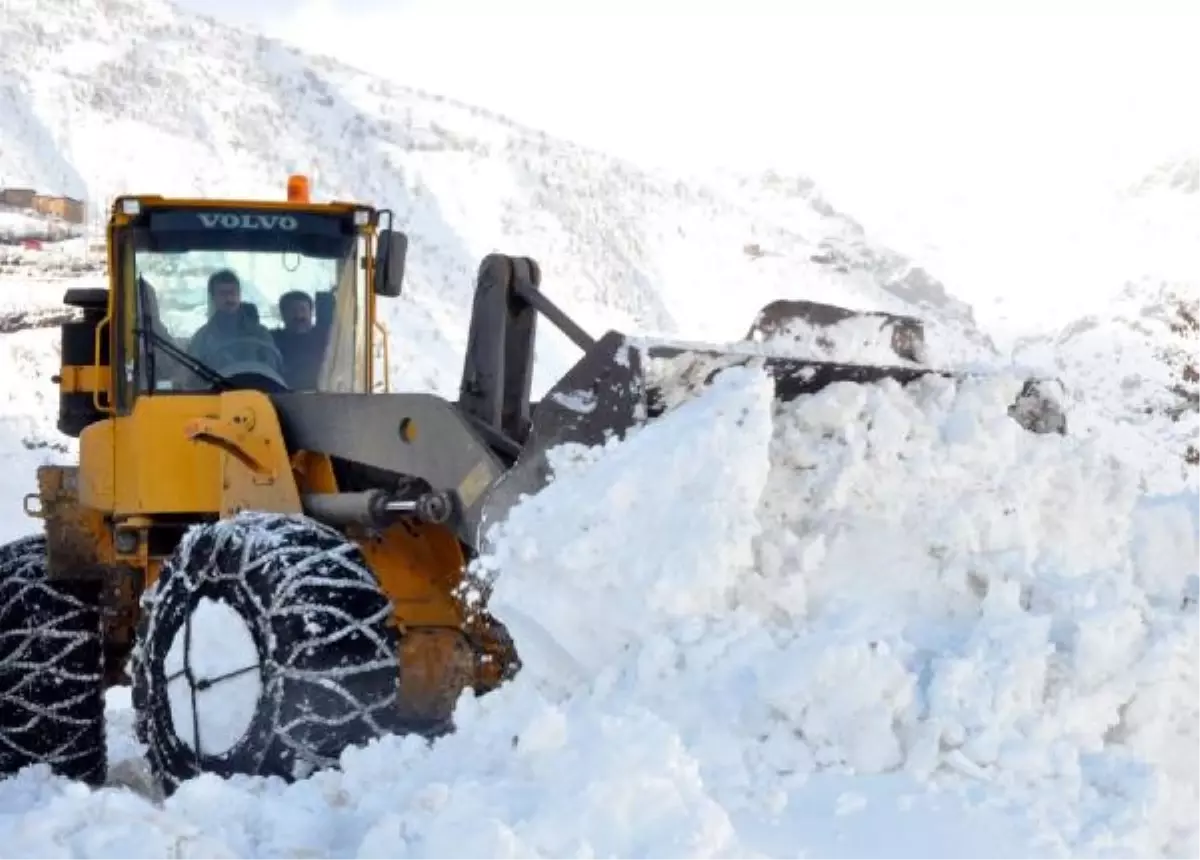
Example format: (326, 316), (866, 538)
(0, 177), (1066, 794)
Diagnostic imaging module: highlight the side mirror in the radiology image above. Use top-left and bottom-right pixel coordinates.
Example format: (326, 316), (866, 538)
(374, 229), (407, 298)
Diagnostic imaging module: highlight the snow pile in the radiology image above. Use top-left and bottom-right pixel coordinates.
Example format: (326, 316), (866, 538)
(479, 367), (777, 689)
(1013, 277), (1198, 494)
(0, 239), (102, 278)
(480, 366), (1198, 857)
(0, 209), (83, 244)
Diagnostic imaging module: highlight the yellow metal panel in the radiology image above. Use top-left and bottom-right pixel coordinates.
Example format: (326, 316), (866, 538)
(290, 450), (340, 494)
(78, 418), (115, 511)
(58, 364), (110, 395)
(112, 395), (223, 516)
(109, 391), (302, 518)
(115, 197), (361, 216)
(189, 390), (303, 518)
(356, 522), (466, 629)
(394, 628), (475, 725)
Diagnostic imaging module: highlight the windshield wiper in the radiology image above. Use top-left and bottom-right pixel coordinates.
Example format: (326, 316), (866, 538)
(132, 325), (236, 391)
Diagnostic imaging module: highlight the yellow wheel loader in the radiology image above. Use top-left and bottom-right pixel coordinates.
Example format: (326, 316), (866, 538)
(0, 177), (1067, 794)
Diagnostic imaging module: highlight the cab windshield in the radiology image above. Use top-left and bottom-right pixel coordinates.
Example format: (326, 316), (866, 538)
(127, 207), (368, 394)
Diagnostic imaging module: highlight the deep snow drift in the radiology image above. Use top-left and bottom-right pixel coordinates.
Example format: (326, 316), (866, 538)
(1013, 277), (1198, 497)
(0, 352), (1195, 857)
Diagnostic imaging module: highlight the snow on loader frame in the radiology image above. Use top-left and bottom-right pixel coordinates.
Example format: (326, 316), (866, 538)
(0, 177), (1067, 794)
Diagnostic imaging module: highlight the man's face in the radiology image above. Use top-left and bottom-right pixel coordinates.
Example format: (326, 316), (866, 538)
(283, 298), (313, 333)
(211, 279), (241, 314)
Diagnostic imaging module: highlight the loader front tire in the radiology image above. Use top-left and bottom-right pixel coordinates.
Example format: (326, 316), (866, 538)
(130, 512), (401, 794)
(0, 535), (106, 785)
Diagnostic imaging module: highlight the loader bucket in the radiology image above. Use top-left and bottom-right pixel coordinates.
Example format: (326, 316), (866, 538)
(745, 298), (928, 364)
(472, 328), (1067, 548)
(473, 330), (945, 546)
(636, 340), (937, 414)
(456, 255), (1067, 548)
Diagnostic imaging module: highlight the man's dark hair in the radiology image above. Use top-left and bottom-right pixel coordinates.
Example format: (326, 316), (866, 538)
(279, 290), (313, 315)
(207, 268), (240, 295)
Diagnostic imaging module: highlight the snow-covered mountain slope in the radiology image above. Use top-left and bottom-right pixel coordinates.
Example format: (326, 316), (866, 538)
(1013, 277), (1198, 496)
(0, 0), (994, 394)
(1008, 157), (1199, 496)
(800, 138), (1200, 351)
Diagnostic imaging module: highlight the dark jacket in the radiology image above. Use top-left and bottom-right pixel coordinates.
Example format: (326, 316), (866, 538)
(188, 307), (280, 376)
(272, 325), (330, 390)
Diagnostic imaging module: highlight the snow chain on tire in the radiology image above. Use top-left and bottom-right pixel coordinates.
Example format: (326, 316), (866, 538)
(0, 534), (106, 785)
(130, 511), (403, 793)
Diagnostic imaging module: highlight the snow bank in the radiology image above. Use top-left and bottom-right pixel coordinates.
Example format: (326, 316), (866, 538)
(0, 210), (85, 245)
(0, 326), (73, 543)
(490, 366), (1191, 856)
(482, 365), (1197, 857)
(0, 272), (104, 543)
(479, 365), (777, 687)
(1012, 278), (1198, 496)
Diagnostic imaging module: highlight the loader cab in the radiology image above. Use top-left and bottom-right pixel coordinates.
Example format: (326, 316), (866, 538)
(54, 180), (406, 443)
(99, 190), (406, 410)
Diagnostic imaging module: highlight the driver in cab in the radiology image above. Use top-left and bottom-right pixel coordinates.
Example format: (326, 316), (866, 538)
(187, 269), (281, 379)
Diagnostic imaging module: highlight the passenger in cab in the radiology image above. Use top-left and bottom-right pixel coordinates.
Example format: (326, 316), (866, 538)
(272, 290), (329, 390)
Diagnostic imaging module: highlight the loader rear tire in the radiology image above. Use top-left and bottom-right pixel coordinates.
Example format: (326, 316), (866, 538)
(130, 512), (402, 794)
(0, 535), (106, 785)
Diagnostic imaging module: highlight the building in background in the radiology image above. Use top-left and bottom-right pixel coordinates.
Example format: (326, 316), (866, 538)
(1, 185), (93, 255)
(1, 187), (88, 225)
(0, 187), (36, 208)
(31, 193), (86, 225)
